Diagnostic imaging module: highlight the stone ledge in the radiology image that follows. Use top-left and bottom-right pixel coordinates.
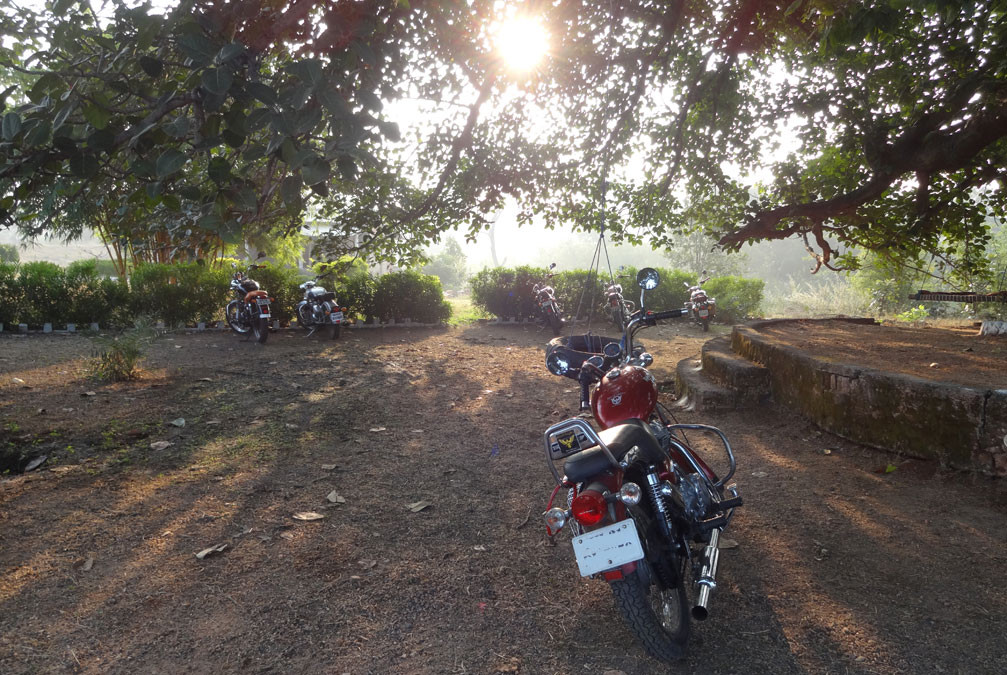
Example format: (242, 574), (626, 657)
(700, 336), (771, 404)
(731, 319), (1006, 475)
(674, 357), (741, 412)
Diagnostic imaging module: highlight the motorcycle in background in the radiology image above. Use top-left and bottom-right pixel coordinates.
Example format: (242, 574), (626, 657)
(605, 276), (635, 330)
(296, 273), (346, 339)
(533, 263), (564, 336)
(225, 260), (271, 344)
(542, 267), (742, 663)
(684, 273), (716, 332)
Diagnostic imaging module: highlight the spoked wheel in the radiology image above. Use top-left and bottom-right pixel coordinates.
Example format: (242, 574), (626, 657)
(297, 304), (313, 331)
(225, 301), (250, 335)
(609, 557), (690, 663)
(251, 316), (269, 344)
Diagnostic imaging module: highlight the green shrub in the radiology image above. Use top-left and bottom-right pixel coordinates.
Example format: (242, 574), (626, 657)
(704, 275), (765, 323)
(0, 263), (21, 327)
(470, 266), (550, 319)
(88, 320), (156, 381)
(17, 261), (65, 327)
(173, 262), (230, 324)
(372, 270), (451, 323)
(130, 263), (189, 327)
(340, 269), (377, 322)
(66, 260), (114, 326)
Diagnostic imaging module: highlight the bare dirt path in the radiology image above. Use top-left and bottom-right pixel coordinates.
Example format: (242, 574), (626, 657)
(1, 322), (1005, 674)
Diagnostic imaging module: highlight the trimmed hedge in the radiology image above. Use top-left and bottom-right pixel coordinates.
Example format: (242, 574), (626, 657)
(470, 266), (763, 323)
(0, 260), (452, 329)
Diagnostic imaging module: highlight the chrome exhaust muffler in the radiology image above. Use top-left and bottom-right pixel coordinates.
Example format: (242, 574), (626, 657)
(691, 528), (720, 621)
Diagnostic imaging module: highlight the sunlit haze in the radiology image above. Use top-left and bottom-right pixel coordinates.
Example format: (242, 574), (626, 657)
(493, 16), (549, 74)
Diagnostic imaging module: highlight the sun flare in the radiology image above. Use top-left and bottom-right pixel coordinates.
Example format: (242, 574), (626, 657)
(494, 16), (550, 74)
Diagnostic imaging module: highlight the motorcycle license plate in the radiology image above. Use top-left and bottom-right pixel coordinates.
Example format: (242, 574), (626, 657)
(572, 519), (644, 577)
(331, 311), (343, 323)
(698, 309), (709, 317)
(256, 298), (269, 306)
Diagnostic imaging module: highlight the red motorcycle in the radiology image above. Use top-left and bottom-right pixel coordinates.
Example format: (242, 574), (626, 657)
(543, 267), (742, 663)
(532, 263), (564, 336)
(684, 273), (716, 332)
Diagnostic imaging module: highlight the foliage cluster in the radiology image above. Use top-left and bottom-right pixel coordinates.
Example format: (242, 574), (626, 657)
(469, 266), (763, 324)
(0, 260), (451, 328)
(0, 243), (18, 264)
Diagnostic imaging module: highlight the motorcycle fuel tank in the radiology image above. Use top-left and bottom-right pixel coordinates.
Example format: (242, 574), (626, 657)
(591, 365), (659, 430)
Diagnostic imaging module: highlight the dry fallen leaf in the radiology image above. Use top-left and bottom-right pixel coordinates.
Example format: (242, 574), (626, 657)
(279, 532), (295, 540)
(195, 543), (228, 560)
(169, 418), (186, 428)
(326, 491), (346, 504)
(292, 511), (326, 521)
(406, 501), (431, 513)
(751, 471), (768, 478)
(718, 538), (739, 550)
(359, 559), (377, 569)
(11, 377), (25, 385)
(473, 545), (487, 552)
(82, 391), (96, 397)
(369, 427), (387, 433)
(149, 441), (173, 451)
(198, 377), (213, 382)
(320, 464), (338, 471)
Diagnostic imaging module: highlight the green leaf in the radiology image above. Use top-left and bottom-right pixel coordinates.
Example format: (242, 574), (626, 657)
(246, 82), (278, 106)
(246, 108), (271, 131)
(357, 88), (382, 112)
(221, 130), (245, 148)
(280, 175), (302, 206)
(293, 105), (323, 135)
(1, 112), (22, 141)
(230, 186), (257, 211)
(83, 104), (112, 130)
(270, 112), (295, 136)
(884, 463), (898, 474)
(201, 68), (233, 96)
(208, 157), (231, 183)
(87, 129), (116, 152)
(351, 42), (378, 69)
(337, 156), (357, 181)
(156, 149), (187, 178)
(377, 120), (400, 142)
(178, 33), (217, 67)
(69, 152), (99, 178)
(316, 86), (351, 119)
(23, 120), (52, 146)
(164, 116), (190, 139)
(139, 56), (164, 78)
(242, 144), (265, 161)
(216, 43), (245, 64)
(287, 59), (324, 89)
(301, 156), (330, 186)
(197, 212), (223, 230)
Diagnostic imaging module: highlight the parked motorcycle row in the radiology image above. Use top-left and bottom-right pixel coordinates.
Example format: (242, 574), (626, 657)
(542, 268), (742, 663)
(223, 254), (346, 345)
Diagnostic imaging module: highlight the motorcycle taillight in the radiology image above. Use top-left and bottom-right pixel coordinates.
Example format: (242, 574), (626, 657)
(571, 490), (607, 526)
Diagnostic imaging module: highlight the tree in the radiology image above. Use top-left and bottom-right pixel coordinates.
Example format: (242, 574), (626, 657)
(422, 236), (467, 290)
(2, 0), (1006, 283)
(0, 242), (18, 263)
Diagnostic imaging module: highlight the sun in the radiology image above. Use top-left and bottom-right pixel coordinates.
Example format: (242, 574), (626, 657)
(493, 16), (550, 74)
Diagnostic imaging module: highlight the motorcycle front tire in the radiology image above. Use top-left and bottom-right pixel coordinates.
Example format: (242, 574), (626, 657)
(251, 316), (269, 344)
(609, 565), (690, 663)
(226, 300), (250, 335)
(548, 312), (563, 336)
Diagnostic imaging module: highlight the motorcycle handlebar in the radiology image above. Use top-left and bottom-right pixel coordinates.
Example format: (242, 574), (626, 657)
(648, 308), (689, 322)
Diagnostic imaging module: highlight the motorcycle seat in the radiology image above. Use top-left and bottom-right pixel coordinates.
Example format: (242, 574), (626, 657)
(316, 291), (336, 303)
(563, 419), (665, 483)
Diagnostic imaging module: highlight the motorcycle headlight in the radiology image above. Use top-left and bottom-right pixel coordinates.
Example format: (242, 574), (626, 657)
(546, 351), (570, 376)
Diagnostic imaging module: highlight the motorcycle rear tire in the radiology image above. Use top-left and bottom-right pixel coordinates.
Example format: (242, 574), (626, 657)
(252, 316), (269, 344)
(548, 312), (563, 337)
(701, 317), (710, 332)
(609, 566), (690, 663)
(327, 323), (341, 339)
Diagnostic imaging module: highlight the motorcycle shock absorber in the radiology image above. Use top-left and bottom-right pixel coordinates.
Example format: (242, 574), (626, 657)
(645, 469), (674, 541)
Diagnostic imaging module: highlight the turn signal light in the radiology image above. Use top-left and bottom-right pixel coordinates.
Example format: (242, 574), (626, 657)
(571, 490), (607, 526)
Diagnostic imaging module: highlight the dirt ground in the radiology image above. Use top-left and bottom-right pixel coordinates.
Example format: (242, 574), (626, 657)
(1, 320), (1006, 674)
(755, 320), (1006, 390)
